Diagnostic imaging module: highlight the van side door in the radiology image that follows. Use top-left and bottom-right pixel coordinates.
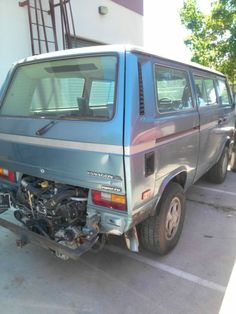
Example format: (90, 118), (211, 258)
(216, 78), (235, 146)
(153, 63), (200, 190)
(192, 72), (223, 180)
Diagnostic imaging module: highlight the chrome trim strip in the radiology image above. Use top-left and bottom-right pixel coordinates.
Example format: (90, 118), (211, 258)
(0, 133), (123, 155)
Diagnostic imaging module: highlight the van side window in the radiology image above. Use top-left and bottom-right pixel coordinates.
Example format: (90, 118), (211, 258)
(155, 65), (193, 113)
(217, 80), (231, 107)
(193, 76), (217, 107)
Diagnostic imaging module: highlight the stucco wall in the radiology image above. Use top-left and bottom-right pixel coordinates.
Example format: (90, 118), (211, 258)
(0, 1), (32, 86)
(70, 0), (143, 46)
(0, 0), (143, 87)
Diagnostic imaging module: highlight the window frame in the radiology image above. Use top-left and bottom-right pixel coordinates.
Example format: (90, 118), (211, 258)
(154, 63), (194, 115)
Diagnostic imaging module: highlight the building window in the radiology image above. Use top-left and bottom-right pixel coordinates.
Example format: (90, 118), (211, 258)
(66, 36), (103, 48)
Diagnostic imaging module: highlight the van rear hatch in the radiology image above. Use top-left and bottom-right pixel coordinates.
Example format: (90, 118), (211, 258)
(0, 53), (125, 193)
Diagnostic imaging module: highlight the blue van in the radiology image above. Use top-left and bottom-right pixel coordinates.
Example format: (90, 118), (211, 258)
(0, 45), (234, 259)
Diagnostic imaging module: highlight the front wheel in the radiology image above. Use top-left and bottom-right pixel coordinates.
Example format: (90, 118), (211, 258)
(206, 147), (229, 184)
(139, 182), (186, 255)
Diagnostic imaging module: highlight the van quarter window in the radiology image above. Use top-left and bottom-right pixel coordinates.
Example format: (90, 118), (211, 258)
(155, 65), (193, 113)
(217, 80), (231, 107)
(193, 76), (217, 107)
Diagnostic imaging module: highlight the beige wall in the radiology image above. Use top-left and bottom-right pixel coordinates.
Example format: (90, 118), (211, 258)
(0, 0), (31, 86)
(69, 0), (143, 45)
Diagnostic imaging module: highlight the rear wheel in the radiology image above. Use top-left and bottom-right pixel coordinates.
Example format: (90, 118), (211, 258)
(206, 147), (229, 184)
(139, 182), (186, 255)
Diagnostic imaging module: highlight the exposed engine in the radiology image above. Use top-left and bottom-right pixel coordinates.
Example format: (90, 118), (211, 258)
(13, 176), (98, 259)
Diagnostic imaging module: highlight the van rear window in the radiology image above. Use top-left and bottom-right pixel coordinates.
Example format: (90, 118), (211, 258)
(0, 55), (117, 121)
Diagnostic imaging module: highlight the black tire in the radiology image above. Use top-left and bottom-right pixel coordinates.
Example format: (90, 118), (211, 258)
(206, 147), (229, 184)
(139, 182), (186, 255)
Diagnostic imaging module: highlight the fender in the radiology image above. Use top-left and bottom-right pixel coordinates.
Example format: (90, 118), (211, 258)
(130, 166), (188, 226)
(151, 166), (188, 216)
(216, 135), (233, 163)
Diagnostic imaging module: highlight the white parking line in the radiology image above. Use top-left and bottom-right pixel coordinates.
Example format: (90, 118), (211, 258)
(106, 245), (226, 293)
(192, 185), (236, 197)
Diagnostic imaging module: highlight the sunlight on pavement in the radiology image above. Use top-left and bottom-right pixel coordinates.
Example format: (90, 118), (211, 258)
(220, 261), (236, 314)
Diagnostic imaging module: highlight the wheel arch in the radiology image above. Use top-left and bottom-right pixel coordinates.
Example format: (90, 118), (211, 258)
(155, 167), (187, 215)
(216, 136), (231, 164)
(224, 136), (232, 153)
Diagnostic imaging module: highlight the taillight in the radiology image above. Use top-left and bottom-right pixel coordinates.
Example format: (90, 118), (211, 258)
(92, 190), (126, 211)
(0, 167), (15, 182)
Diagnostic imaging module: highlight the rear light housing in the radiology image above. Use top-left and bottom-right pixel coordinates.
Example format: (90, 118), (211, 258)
(92, 190), (126, 211)
(0, 167), (15, 182)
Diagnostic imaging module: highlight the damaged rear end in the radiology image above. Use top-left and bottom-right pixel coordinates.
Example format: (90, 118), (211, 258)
(0, 48), (127, 259)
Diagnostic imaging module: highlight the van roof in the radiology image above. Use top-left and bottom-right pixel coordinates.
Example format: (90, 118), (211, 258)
(16, 44), (224, 77)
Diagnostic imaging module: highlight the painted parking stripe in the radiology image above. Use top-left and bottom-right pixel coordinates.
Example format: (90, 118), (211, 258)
(106, 245), (226, 293)
(192, 185), (236, 197)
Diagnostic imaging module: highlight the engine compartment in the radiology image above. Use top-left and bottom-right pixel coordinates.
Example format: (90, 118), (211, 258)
(11, 175), (99, 259)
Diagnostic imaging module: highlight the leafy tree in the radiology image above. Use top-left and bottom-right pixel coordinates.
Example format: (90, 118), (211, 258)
(180, 0), (236, 82)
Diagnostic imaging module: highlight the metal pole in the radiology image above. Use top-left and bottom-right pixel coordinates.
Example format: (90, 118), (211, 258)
(39, 0), (49, 52)
(49, 0), (59, 51)
(59, 0), (66, 49)
(34, 0), (42, 54)
(68, 0), (76, 45)
(63, 0), (72, 48)
(27, 0), (36, 55)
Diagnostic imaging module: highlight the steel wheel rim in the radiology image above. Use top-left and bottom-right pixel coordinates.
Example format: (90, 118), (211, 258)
(165, 197), (181, 240)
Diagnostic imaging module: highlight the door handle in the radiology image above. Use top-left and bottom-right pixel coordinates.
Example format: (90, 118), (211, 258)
(218, 117), (227, 125)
